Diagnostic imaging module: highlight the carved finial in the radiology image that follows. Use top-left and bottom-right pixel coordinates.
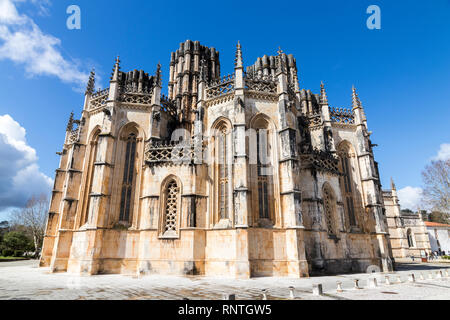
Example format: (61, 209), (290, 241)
(276, 49), (287, 74)
(66, 111), (74, 132)
(391, 177), (396, 191)
(155, 62), (162, 87)
(112, 56), (121, 81)
(235, 41), (243, 68)
(85, 68), (95, 95)
(320, 81), (328, 104)
(352, 85), (360, 110)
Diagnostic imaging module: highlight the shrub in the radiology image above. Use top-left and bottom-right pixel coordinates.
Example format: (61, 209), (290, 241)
(13, 250), (24, 257)
(2, 249), (14, 257)
(2, 231), (34, 252)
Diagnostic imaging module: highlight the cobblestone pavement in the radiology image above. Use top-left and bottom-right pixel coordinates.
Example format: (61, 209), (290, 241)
(0, 260), (449, 300)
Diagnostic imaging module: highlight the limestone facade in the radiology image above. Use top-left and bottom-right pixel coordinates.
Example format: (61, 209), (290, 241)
(383, 181), (431, 259)
(40, 41), (394, 277)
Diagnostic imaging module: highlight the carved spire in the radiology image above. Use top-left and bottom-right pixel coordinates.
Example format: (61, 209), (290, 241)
(276, 47), (287, 74)
(155, 62), (162, 87)
(112, 56), (121, 81)
(352, 85), (360, 110)
(391, 177), (396, 191)
(234, 41), (243, 68)
(85, 69), (95, 95)
(66, 111), (74, 132)
(320, 81), (328, 105)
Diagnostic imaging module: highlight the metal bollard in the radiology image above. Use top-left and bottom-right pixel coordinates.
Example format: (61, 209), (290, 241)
(289, 286), (295, 299)
(261, 289), (267, 300)
(408, 274), (415, 283)
(312, 284), (323, 296)
(336, 281), (343, 293)
(385, 276), (391, 285)
(419, 273), (424, 280)
(354, 279), (361, 289)
(223, 294), (236, 300)
(368, 277), (378, 288)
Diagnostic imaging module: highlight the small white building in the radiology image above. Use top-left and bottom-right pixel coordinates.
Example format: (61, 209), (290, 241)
(425, 222), (450, 255)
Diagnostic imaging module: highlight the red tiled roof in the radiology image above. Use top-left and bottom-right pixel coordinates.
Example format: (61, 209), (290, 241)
(425, 221), (450, 228)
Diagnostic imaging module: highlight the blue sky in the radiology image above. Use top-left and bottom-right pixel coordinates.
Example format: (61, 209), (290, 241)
(0, 0), (449, 220)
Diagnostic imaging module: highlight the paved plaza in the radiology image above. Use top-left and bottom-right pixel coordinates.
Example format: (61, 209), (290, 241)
(0, 260), (449, 300)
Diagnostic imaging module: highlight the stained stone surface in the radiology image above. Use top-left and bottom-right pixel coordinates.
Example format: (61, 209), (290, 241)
(1, 260), (449, 300)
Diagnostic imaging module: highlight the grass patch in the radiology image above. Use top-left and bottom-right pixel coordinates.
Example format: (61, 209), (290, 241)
(0, 256), (28, 260)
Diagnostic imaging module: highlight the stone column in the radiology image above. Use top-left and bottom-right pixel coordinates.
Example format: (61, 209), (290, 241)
(277, 53), (302, 228)
(231, 42), (251, 278)
(233, 42), (250, 228)
(353, 87), (393, 272)
(276, 52), (308, 277)
(50, 139), (86, 272)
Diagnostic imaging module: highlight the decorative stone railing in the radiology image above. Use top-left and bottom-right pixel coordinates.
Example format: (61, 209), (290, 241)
(120, 92), (153, 105)
(244, 72), (277, 94)
(299, 149), (340, 175)
(90, 88), (109, 109)
(245, 72), (277, 83)
(206, 74), (235, 99)
(382, 190), (393, 197)
(245, 78), (277, 94)
(329, 107), (355, 124)
(92, 88), (109, 99)
(144, 140), (199, 165)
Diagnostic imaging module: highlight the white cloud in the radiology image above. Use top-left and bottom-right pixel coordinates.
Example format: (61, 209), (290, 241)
(0, 0), (89, 87)
(432, 143), (450, 161)
(29, 0), (51, 16)
(397, 186), (423, 211)
(0, 114), (53, 210)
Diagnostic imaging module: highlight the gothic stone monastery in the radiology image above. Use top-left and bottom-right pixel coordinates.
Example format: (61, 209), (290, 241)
(40, 40), (395, 278)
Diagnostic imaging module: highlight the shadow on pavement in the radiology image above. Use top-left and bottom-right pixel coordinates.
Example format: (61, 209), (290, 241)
(395, 263), (450, 272)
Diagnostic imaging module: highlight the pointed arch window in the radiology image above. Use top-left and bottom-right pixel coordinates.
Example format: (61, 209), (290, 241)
(338, 143), (358, 228)
(212, 121), (232, 224)
(161, 179), (180, 238)
(218, 128), (230, 220)
(257, 129), (270, 219)
(407, 229), (415, 248)
(119, 133), (137, 222)
(250, 116), (275, 225)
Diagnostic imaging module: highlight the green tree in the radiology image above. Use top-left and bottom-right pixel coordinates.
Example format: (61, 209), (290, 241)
(428, 211), (450, 225)
(0, 220), (10, 241)
(0, 221), (10, 253)
(2, 231), (34, 257)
